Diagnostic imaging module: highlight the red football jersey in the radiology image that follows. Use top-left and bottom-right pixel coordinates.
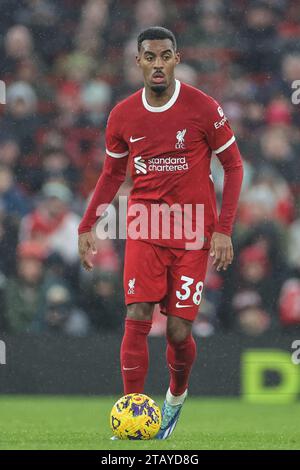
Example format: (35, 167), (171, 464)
(105, 80), (236, 249)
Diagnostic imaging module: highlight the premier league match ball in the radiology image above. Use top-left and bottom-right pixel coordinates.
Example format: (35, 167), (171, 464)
(110, 393), (161, 440)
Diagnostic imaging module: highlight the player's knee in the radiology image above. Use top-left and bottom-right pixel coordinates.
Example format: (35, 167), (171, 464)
(167, 329), (190, 344)
(126, 303), (154, 321)
(166, 316), (192, 344)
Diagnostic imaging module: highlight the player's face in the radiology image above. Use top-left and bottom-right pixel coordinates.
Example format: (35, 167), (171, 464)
(136, 39), (180, 93)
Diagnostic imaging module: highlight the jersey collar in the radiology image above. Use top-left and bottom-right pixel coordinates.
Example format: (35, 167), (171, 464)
(142, 79), (181, 113)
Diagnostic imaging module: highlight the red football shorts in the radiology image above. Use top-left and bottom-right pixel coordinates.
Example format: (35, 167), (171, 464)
(124, 238), (209, 322)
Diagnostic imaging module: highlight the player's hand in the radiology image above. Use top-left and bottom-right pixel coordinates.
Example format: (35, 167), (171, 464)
(78, 231), (97, 271)
(209, 232), (233, 272)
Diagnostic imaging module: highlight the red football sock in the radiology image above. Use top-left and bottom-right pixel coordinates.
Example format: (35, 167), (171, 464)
(166, 334), (197, 396)
(120, 318), (152, 394)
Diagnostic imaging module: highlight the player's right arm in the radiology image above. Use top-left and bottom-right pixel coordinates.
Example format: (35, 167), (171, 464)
(78, 106), (129, 271)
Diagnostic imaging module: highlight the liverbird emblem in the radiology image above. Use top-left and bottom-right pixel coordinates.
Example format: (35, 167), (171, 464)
(128, 278), (136, 294)
(175, 129), (186, 149)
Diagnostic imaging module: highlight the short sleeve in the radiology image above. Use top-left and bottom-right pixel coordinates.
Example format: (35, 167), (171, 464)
(105, 106), (129, 158)
(204, 98), (235, 154)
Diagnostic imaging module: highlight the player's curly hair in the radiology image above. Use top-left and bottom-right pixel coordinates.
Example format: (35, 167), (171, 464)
(137, 26), (177, 52)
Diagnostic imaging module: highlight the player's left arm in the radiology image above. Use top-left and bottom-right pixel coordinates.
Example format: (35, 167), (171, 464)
(204, 99), (244, 271)
(211, 141), (243, 271)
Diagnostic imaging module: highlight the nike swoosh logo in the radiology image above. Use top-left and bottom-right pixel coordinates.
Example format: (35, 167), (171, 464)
(130, 136), (146, 143)
(175, 302), (193, 308)
(122, 365), (140, 371)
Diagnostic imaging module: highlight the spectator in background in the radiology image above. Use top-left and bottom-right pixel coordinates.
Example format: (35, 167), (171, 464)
(41, 251), (81, 310)
(238, 168), (295, 228)
(34, 283), (90, 336)
(15, 58), (55, 116)
(278, 216), (300, 328)
(2, 25), (34, 76)
(3, 240), (46, 333)
(236, 2), (281, 75)
(181, 5), (234, 74)
(0, 201), (19, 277)
(279, 53), (300, 99)
(122, 38), (144, 97)
(288, 218), (300, 272)
(79, 234), (123, 331)
(0, 138), (20, 169)
(231, 244), (273, 336)
(279, 277), (300, 328)
(219, 242), (274, 336)
(80, 79), (112, 127)
(41, 148), (80, 192)
(79, 269), (123, 331)
(76, 0), (109, 58)
(1, 81), (39, 155)
(175, 63), (198, 86)
(221, 219), (288, 332)
(0, 165), (31, 218)
(19, 0), (70, 67)
(259, 125), (300, 186)
(54, 80), (82, 130)
(20, 181), (81, 265)
(134, 0), (166, 31)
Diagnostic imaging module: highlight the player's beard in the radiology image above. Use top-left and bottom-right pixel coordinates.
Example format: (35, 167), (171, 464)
(150, 84), (168, 94)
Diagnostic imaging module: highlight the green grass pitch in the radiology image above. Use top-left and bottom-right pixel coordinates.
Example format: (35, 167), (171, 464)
(0, 396), (299, 450)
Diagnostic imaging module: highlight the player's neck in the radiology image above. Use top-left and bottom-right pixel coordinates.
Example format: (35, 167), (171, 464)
(144, 79), (176, 107)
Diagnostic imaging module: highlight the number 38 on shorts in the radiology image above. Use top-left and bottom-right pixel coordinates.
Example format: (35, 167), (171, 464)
(176, 276), (204, 306)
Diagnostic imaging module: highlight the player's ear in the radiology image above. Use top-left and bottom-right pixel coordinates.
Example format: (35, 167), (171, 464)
(175, 52), (181, 65)
(136, 54), (141, 68)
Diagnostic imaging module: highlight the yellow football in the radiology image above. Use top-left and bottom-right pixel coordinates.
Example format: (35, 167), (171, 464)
(110, 393), (161, 440)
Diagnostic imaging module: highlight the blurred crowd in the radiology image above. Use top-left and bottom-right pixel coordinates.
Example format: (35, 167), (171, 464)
(0, 0), (299, 337)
